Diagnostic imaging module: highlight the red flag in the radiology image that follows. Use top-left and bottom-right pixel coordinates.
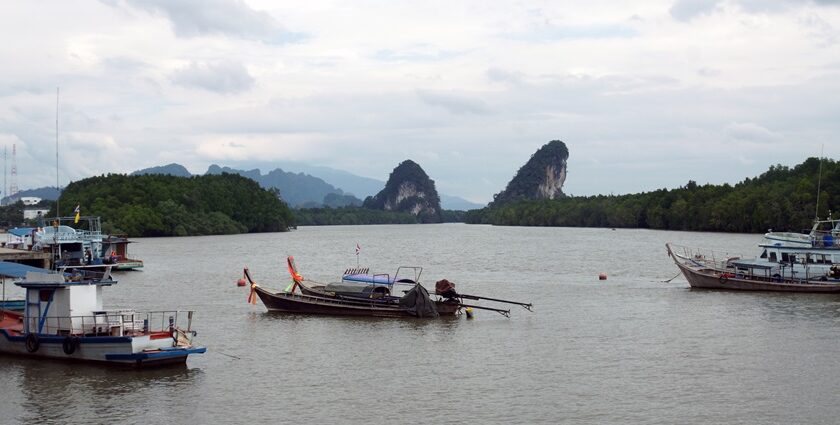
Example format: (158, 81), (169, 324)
(355, 243), (361, 255)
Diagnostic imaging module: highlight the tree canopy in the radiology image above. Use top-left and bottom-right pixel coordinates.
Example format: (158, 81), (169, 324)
(467, 157), (839, 233)
(55, 173), (295, 237)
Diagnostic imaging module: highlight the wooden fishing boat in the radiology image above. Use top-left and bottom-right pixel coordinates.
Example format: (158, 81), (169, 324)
(242, 257), (533, 318)
(666, 243), (840, 293)
(245, 268), (459, 317)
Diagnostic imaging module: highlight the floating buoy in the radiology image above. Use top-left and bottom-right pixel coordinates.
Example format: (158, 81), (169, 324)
(465, 307), (474, 319)
(236, 278), (247, 287)
(598, 273), (607, 280)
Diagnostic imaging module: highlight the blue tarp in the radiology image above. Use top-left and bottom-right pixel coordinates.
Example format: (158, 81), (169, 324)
(0, 261), (52, 279)
(8, 227), (34, 237)
(342, 274), (394, 285)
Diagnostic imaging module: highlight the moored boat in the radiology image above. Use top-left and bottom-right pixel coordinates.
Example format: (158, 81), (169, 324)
(0, 264), (205, 367)
(666, 243), (840, 292)
(242, 256), (533, 318)
(5, 216), (144, 271)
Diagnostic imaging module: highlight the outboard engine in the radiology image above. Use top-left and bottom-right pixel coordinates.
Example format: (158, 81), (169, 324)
(435, 279), (459, 299)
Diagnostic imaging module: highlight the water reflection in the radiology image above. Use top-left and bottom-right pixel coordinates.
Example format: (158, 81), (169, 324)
(3, 356), (202, 424)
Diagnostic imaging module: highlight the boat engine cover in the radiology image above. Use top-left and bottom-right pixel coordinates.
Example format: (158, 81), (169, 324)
(399, 284), (439, 318)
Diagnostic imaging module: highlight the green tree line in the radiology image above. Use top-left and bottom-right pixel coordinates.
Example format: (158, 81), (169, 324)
(466, 157), (838, 233)
(56, 173), (295, 237)
(294, 206), (466, 225)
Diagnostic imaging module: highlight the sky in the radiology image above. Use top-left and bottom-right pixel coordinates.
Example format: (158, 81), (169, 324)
(0, 0), (838, 204)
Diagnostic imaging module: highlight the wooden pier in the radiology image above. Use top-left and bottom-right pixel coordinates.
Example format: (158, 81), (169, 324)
(0, 247), (51, 269)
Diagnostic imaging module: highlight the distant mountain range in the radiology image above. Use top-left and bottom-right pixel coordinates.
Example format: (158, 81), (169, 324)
(2, 186), (60, 204)
(5, 162), (482, 210)
(131, 163), (483, 210)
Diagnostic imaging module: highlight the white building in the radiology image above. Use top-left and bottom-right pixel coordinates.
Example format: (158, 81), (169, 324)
(23, 208), (50, 220)
(21, 197), (42, 206)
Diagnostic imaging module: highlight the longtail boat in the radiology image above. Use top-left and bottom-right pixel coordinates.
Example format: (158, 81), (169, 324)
(241, 256), (533, 318)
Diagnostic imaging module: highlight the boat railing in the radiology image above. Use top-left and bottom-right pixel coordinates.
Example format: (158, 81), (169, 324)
(810, 230), (838, 248)
(25, 310), (195, 337)
(669, 244), (744, 270)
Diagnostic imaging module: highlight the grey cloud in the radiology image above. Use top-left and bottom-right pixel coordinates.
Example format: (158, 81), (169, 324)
(487, 68), (525, 85)
(671, 0), (840, 21)
(725, 122), (782, 143)
(111, 0), (301, 43)
(670, 0), (719, 21)
(171, 61), (254, 94)
(416, 91), (491, 115)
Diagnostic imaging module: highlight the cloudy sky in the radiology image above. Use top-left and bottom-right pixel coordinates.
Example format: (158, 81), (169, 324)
(1, 0), (838, 203)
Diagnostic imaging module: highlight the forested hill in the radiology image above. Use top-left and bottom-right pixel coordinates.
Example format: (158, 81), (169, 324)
(466, 157), (839, 233)
(57, 173), (295, 237)
(363, 160), (443, 223)
(492, 140), (569, 206)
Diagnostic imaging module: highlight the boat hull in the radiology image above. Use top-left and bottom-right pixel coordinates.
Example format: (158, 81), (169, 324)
(0, 328), (205, 367)
(668, 246), (840, 293)
(254, 286), (459, 317)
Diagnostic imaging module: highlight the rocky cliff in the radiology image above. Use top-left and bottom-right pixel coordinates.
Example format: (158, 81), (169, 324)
(491, 140), (569, 206)
(363, 160), (443, 223)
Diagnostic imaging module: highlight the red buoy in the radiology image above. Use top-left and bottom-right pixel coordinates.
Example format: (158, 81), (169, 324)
(237, 278), (247, 287)
(598, 273), (607, 280)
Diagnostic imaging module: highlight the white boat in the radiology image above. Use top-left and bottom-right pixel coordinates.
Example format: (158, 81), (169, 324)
(764, 216), (840, 248)
(666, 243), (840, 292)
(5, 215), (144, 271)
(0, 264), (204, 367)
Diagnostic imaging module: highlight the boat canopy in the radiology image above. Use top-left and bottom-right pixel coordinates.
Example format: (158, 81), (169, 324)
(0, 261), (53, 279)
(8, 227), (35, 237)
(343, 274), (399, 285)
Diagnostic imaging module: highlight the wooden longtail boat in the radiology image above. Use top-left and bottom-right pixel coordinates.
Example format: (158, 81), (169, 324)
(244, 268), (459, 317)
(666, 243), (840, 293)
(242, 257), (533, 318)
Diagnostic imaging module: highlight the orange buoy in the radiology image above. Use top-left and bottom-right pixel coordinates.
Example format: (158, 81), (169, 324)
(598, 273), (607, 280)
(236, 278), (247, 287)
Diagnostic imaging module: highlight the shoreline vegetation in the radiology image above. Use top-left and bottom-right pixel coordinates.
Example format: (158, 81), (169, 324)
(466, 157), (838, 233)
(3, 157), (832, 237)
(55, 173), (294, 237)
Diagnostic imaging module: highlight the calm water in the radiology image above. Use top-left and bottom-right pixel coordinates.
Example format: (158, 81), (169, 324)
(2, 224), (840, 424)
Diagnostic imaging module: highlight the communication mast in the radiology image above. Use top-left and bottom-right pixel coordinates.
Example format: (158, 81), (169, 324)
(9, 143), (18, 200)
(3, 145), (6, 206)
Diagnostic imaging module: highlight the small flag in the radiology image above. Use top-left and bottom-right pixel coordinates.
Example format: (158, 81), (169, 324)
(355, 243), (361, 256)
(73, 205), (80, 224)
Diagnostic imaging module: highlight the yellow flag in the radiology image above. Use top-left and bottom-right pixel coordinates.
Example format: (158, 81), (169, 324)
(74, 205), (80, 224)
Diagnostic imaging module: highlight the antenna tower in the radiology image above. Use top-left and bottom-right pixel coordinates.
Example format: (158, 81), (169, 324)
(9, 144), (18, 200)
(3, 146), (6, 206)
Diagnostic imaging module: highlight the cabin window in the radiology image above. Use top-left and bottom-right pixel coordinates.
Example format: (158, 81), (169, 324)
(760, 250), (767, 259)
(781, 253), (789, 262)
(769, 252), (777, 262)
(38, 290), (53, 302)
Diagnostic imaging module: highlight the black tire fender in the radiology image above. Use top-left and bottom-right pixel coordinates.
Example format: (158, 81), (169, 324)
(25, 333), (40, 353)
(62, 336), (79, 355)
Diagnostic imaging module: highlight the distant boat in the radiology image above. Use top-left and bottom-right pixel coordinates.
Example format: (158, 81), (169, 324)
(666, 243), (840, 292)
(6, 216), (143, 271)
(764, 216), (840, 248)
(0, 263), (205, 366)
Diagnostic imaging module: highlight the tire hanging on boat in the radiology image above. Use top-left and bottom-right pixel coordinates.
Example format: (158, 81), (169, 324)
(62, 336), (79, 355)
(25, 333), (40, 353)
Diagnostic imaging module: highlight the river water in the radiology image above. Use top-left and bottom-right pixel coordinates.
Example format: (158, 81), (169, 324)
(2, 224), (840, 424)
